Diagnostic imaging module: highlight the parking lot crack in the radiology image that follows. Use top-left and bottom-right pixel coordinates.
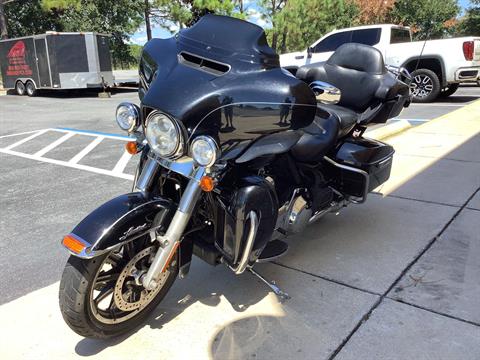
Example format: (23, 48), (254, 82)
(326, 185), (480, 360)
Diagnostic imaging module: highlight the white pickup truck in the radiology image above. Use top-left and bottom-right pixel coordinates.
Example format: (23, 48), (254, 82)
(280, 24), (480, 102)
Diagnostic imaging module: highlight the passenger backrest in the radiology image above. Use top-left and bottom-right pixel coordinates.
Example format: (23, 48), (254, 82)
(296, 43), (388, 113)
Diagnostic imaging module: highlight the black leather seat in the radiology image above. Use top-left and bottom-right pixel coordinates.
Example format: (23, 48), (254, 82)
(317, 103), (358, 137)
(296, 43), (397, 137)
(291, 110), (339, 163)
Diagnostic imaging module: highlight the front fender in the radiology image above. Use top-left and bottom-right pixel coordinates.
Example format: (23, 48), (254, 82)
(62, 192), (174, 258)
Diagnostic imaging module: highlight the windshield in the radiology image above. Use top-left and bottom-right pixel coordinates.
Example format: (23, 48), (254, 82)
(178, 14), (279, 67)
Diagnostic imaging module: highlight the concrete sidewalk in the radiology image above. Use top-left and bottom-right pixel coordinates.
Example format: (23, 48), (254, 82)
(1, 102), (479, 360)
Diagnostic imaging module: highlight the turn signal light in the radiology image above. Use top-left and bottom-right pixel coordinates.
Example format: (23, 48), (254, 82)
(62, 234), (86, 254)
(200, 176), (215, 192)
(125, 141), (139, 155)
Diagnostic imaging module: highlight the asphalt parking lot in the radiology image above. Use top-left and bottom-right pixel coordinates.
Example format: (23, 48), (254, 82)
(0, 85), (479, 359)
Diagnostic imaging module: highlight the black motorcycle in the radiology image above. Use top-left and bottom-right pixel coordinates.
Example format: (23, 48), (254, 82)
(59, 15), (410, 338)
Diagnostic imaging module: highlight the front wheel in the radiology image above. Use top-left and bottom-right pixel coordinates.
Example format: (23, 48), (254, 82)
(59, 241), (178, 339)
(410, 69), (441, 103)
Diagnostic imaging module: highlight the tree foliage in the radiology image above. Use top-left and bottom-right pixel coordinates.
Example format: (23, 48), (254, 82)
(41, 0), (144, 68)
(4, 0), (64, 38)
(272, 0), (359, 53)
(148, 0), (243, 33)
(458, 0), (480, 36)
(353, 0), (395, 24)
(389, 0), (460, 40)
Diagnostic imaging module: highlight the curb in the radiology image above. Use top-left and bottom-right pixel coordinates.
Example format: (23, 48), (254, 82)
(367, 119), (413, 140)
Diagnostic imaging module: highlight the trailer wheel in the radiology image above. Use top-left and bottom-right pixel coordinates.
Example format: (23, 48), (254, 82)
(15, 81), (26, 96)
(25, 81), (37, 97)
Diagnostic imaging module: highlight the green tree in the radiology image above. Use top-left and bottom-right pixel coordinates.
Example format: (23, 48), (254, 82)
(257, 0), (287, 51)
(148, 0), (243, 36)
(458, 0), (480, 35)
(42, 0), (144, 68)
(389, 0), (460, 40)
(4, 0), (64, 38)
(273, 0), (359, 53)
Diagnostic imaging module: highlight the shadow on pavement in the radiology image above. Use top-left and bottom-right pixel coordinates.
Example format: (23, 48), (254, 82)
(435, 95), (479, 104)
(204, 116), (480, 358)
(4, 86), (137, 99)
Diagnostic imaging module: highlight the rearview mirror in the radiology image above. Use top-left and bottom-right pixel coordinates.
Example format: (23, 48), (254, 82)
(309, 81), (341, 104)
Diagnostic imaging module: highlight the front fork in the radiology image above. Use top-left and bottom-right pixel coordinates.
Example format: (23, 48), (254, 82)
(134, 157), (204, 290)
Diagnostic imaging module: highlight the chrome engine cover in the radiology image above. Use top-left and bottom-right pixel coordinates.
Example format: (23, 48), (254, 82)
(277, 189), (312, 235)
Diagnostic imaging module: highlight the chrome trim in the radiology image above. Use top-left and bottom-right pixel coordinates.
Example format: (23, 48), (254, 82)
(228, 211), (259, 275)
(152, 154), (200, 180)
(135, 157), (160, 193)
(324, 156), (369, 204)
(141, 168), (204, 290)
(309, 81), (341, 104)
(145, 111), (186, 159)
(190, 135), (220, 167)
(116, 102), (140, 132)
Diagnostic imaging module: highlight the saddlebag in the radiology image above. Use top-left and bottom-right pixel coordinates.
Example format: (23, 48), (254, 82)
(327, 137), (394, 199)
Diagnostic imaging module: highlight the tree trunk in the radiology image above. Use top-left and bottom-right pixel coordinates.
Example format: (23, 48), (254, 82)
(0, 0), (8, 40)
(145, 0), (152, 41)
(280, 27), (287, 54)
(271, 32), (278, 51)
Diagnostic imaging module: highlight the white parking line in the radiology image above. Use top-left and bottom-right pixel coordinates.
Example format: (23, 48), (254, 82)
(0, 129), (45, 139)
(0, 128), (135, 181)
(33, 132), (76, 157)
(112, 150), (133, 175)
(4, 129), (49, 150)
(68, 136), (104, 164)
(0, 147), (134, 180)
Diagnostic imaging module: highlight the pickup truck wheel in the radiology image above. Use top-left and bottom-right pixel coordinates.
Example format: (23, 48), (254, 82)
(15, 81), (26, 96)
(410, 69), (441, 103)
(439, 83), (460, 98)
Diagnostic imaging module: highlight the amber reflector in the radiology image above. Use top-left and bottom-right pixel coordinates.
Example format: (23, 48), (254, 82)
(125, 141), (138, 155)
(62, 234), (86, 254)
(200, 176), (215, 192)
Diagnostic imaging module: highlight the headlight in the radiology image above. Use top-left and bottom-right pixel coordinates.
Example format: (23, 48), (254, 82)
(116, 102), (140, 132)
(145, 112), (183, 158)
(190, 136), (219, 167)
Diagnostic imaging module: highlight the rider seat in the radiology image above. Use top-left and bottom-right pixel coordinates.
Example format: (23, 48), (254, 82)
(290, 108), (339, 163)
(296, 43), (408, 137)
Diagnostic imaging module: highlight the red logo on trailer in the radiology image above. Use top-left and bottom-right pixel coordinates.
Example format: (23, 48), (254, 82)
(6, 41), (33, 76)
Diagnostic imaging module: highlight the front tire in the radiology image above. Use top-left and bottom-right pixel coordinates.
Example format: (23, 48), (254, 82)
(59, 243), (178, 339)
(410, 69), (441, 103)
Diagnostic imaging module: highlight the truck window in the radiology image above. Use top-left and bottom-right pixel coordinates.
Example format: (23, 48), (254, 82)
(390, 28), (411, 44)
(314, 31), (352, 53)
(351, 28), (381, 46)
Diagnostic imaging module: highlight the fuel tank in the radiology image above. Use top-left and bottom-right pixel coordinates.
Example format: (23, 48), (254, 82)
(139, 15), (317, 154)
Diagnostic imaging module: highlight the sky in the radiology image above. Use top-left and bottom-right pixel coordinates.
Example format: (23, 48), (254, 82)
(130, 0), (474, 45)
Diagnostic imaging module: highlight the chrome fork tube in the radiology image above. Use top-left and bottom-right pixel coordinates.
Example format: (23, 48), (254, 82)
(134, 157), (160, 193)
(142, 168), (204, 290)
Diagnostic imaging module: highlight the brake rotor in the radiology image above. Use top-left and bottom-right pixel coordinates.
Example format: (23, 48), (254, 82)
(113, 246), (169, 312)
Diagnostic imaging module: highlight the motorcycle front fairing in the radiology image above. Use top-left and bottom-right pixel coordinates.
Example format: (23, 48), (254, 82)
(139, 14), (318, 162)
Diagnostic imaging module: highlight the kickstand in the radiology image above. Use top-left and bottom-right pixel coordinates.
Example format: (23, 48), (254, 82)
(248, 267), (290, 301)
